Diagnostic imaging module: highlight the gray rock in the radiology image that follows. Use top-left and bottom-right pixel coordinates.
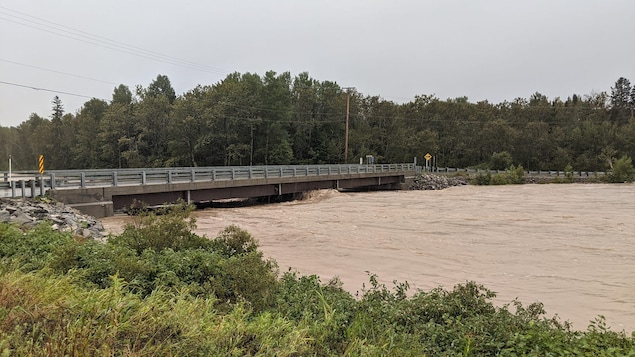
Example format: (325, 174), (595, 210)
(10, 211), (34, 225)
(4, 205), (17, 214)
(0, 210), (10, 223)
(410, 174), (468, 190)
(48, 215), (65, 225)
(0, 198), (106, 239)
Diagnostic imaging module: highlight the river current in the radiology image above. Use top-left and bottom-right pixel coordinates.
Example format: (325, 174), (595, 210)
(102, 183), (635, 332)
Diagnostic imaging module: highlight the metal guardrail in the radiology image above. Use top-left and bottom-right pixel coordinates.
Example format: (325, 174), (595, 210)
(1, 163), (417, 198)
(1, 164), (609, 199)
(433, 167), (606, 177)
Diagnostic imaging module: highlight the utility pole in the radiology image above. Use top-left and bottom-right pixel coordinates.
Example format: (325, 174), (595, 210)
(250, 124), (254, 166)
(342, 87), (355, 163)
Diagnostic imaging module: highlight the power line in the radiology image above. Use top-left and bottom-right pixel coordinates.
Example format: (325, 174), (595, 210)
(0, 6), (229, 76)
(0, 80), (102, 100)
(0, 58), (119, 86)
(0, 14), (223, 75)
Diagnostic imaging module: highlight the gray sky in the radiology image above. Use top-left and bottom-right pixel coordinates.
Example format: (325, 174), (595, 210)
(1, 0), (634, 127)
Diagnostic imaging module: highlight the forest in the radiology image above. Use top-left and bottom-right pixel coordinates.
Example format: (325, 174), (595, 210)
(1, 72), (634, 172)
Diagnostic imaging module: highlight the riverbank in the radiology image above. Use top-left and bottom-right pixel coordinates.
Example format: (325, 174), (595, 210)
(0, 197), (106, 239)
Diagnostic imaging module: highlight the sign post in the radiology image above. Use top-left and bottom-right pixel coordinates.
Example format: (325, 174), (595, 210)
(38, 155), (44, 175)
(424, 153), (432, 172)
(38, 155), (45, 197)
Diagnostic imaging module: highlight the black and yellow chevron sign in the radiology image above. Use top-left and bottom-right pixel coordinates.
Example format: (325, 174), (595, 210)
(38, 155), (44, 174)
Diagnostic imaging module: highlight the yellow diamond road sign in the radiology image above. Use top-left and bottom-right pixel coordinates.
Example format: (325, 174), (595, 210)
(424, 153), (432, 161)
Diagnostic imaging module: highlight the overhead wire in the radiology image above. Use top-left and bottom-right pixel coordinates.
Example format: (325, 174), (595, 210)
(0, 6), (229, 76)
(0, 58), (119, 86)
(0, 80), (104, 100)
(0, 5), (616, 127)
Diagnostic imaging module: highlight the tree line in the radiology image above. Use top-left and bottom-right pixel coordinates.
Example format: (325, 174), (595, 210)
(1, 72), (634, 172)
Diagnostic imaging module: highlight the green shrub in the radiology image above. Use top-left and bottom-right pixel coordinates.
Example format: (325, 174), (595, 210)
(108, 203), (211, 254)
(490, 173), (510, 185)
(607, 156), (635, 183)
(275, 272), (356, 354)
(0, 223), (74, 271)
(490, 151), (513, 170)
(552, 164), (575, 183)
(211, 224), (259, 258)
(42, 210), (278, 310)
(505, 164), (526, 184)
(472, 165), (526, 185)
(473, 171), (492, 185)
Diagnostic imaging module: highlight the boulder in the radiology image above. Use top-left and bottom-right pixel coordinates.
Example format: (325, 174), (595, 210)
(410, 174), (468, 190)
(0, 198), (106, 239)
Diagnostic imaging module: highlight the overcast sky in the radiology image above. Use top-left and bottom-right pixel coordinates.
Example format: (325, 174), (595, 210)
(1, 0), (634, 127)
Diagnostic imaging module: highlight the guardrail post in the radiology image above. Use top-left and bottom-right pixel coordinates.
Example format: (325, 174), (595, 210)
(50, 173), (56, 189)
(168, 170), (173, 184)
(39, 177), (44, 196)
(231, 168), (235, 180)
(20, 180), (25, 198)
(80, 173), (86, 188)
(11, 181), (16, 198)
(190, 169), (196, 182)
(279, 168), (283, 177)
(293, 167), (297, 177)
(30, 180), (36, 198)
(306, 166), (309, 176)
(211, 170), (215, 181)
(141, 172), (147, 185)
(113, 172), (118, 186)
(248, 167), (252, 179)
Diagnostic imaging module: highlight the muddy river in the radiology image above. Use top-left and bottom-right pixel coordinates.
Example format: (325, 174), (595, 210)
(102, 183), (635, 332)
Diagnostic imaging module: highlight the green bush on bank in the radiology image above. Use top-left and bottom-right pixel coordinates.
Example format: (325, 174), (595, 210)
(472, 157), (635, 185)
(607, 156), (635, 183)
(2, 204), (277, 310)
(472, 165), (526, 185)
(1, 208), (634, 356)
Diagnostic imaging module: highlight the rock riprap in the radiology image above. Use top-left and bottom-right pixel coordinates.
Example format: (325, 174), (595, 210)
(410, 174), (468, 190)
(0, 198), (106, 239)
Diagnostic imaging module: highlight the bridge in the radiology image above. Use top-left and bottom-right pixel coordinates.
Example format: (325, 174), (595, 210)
(1, 163), (418, 218)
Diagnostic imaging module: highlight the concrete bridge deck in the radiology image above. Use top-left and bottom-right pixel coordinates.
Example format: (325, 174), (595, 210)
(1, 164), (418, 217)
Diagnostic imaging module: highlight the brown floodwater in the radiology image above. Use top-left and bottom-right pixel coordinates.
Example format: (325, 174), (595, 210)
(101, 183), (635, 332)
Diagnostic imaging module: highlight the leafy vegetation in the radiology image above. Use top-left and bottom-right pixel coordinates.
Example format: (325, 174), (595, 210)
(2, 74), (635, 174)
(607, 156), (635, 183)
(472, 165), (526, 185)
(0, 208), (634, 355)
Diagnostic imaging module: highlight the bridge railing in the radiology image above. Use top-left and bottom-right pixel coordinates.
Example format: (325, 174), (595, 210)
(432, 167), (606, 177)
(2, 164), (609, 199)
(0, 163), (417, 196)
